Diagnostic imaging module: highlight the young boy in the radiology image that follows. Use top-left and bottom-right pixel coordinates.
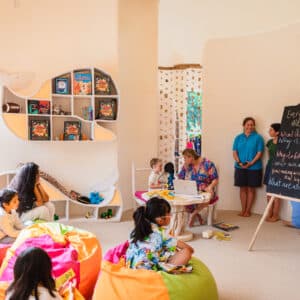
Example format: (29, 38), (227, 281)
(0, 188), (24, 244)
(148, 158), (166, 191)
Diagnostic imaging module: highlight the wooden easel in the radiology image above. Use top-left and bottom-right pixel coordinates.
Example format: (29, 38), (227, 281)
(248, 104), (300, 251)
(248, 193), (300, 251)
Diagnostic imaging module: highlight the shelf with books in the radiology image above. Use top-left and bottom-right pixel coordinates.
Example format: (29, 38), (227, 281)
(73, 69), (92, 96)
(52, 116), (92, 141)
(52, 72), (72, 95)
(94, 97), (118, 121)
(1, 67), (119, 142)
(28, 99), (51, 115)
(28, 115), (51, 141)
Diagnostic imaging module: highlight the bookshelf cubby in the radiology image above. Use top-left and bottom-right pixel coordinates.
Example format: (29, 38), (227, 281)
(1, 67), (119, 142)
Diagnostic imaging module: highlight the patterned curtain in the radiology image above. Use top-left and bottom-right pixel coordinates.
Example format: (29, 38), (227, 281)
(158, 65), (202, 172)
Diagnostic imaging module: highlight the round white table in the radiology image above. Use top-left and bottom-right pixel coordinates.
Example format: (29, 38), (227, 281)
(167, 193), (211, 241)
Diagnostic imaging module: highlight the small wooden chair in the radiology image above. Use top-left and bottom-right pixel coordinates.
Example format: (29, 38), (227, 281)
(131, 162), (151, 207)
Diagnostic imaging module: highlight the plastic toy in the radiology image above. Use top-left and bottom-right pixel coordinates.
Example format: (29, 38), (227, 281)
(89, 191), (104, 204)
(100, 209), (113, 219)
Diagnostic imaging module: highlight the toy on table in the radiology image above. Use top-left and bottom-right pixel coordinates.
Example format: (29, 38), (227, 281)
(89, 191), (104, 204)
(100, 209), (113, 219)
(164, 162), (175, 190)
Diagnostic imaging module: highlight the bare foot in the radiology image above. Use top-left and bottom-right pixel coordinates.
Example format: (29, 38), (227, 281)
(243, 212), (251, 217)
(238, 212), (245, 217)
(269, 216), (279, 222)
(282, 220), (295, 228)
(266, 217), (273, 222)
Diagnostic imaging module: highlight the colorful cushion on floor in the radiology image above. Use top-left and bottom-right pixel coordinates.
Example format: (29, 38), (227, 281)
(93, 242), (218, 300)
(134, 191), (148, 204)
(0, 222), (101, 300)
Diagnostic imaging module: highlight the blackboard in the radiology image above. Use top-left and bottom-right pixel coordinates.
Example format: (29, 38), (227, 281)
(267, 104), (300, 199)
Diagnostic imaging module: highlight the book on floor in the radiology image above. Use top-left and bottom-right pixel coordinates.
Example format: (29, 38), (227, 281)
(213, 222), (239, 232)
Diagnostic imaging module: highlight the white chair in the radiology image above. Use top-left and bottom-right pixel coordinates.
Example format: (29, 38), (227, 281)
(131, 162), (151, 207)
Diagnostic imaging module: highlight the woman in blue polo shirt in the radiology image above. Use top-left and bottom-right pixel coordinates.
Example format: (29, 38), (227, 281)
(233, 117), (264, 217)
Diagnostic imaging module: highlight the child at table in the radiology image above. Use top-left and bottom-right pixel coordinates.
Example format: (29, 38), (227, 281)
(164, 162), (175, 190)
(0, 188), (24, 244)
(148, 158), (167, 191)
(126, 197), (194, 272)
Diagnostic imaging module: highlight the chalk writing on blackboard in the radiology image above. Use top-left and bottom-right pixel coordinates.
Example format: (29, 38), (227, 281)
(267, 104), (300, 199)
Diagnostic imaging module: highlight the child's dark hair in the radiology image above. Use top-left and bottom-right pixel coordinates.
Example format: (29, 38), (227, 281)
(131, 197), (171, 243)
(9, 162), (39, 216)
(270, 123), (281, 132)
(6, 247), (56, 300)
(0, 188), (17, 209)
(164, 162), (174, 175)
(150, 158), (162, 168)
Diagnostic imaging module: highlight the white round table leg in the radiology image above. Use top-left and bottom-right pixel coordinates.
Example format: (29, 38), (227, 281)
(170, 205), (193, 241)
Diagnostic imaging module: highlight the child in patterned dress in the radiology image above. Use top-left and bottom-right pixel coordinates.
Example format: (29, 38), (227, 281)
(126, 197), (194, 272)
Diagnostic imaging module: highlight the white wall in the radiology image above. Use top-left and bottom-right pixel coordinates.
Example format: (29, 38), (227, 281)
(159, 0), (300, 218)
(118, 0), (159, 209)
(159, 0), (300, 65)
(0, 0), (159, 211)
(202, 23), (300, 219)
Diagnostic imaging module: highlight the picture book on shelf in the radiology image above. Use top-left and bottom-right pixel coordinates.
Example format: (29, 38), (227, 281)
(213, 222), (239, 232)
(97, 99), (117, 120)
(64, 121), (81, 140)
(73, 70), (92, 95)
(55, 77), (69, 94)
(29, 119), (50, 140)
(94, 70), (111, 95)
(28, 100), (50, 115)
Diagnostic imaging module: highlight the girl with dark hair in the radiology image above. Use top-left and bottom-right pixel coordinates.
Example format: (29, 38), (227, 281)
(233, 117), (264, 217)
(0, 188), (24, 244)
(9, 163), (55, 223)
(126, 197), (194, 271)
(164, 162), (175, 190)
(5, 247), (62, 300)
(264, 123), (281, 222)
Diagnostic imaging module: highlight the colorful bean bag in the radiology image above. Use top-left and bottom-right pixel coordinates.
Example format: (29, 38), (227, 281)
(0, 244), (11, 266)
(0, 222), (101, 300)
(93, 242), (218, 300)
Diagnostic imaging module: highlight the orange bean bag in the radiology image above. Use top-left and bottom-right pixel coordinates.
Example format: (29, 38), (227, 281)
(0, 222), (101, 299)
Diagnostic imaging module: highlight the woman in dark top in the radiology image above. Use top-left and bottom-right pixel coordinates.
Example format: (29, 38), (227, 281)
(264, 123), (281, 222)
(9, 162), (55, 223)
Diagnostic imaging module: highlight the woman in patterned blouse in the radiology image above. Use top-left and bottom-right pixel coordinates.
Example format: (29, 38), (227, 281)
(178, 148), (219, 226)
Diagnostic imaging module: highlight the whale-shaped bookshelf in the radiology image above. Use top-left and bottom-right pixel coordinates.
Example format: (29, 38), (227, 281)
(1, 67), (119, 142)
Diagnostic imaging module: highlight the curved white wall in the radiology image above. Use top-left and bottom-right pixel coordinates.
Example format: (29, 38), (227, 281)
(202, 23), (300, 219)
(159, 0), (300, 65)
(159, 0), (300, 218)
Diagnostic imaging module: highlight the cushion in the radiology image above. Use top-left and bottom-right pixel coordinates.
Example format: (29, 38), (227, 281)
(0, 222), (101, 299)
(134, 191), (148, 204)
(93, 242), (218, 300)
